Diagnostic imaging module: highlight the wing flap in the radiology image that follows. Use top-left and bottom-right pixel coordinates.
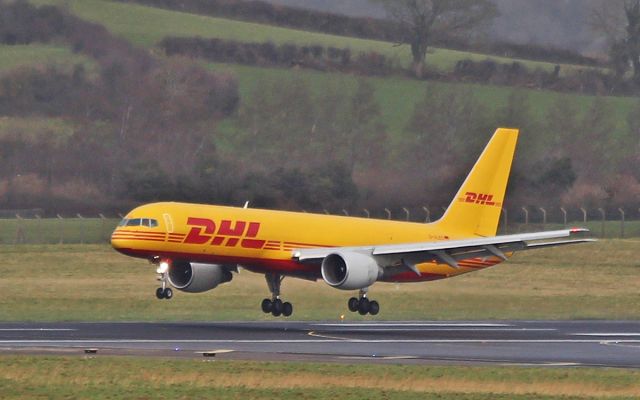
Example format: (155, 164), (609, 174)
(292, 229), (592, 265)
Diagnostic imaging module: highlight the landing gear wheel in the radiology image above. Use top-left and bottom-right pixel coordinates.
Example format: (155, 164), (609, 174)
(272, 299), (283, 317)
(156, 287), (164, 299)
(264, 273), (294, 318)
(163, 288), (173, 299)
(358, 298), (370, 315)
(261, 298), (273, 313)
(348, 297), (359, 312)
(369, 300), (380, 316)
(282, 302), (293, 317)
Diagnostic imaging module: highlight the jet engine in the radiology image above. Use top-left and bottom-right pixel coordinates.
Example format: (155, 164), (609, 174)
(168, 261), (233, 293)
(321, 251), (381, 290)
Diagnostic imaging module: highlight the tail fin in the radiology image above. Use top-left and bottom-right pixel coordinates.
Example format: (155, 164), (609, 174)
(435, 128), (519, 237)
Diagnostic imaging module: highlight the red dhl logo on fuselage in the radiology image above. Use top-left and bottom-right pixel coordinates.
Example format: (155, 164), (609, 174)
(183, 217), (265, 249)
(458, 192), (502, 207)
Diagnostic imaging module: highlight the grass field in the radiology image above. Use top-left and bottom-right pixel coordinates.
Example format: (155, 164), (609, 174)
(8, 0), (634, 141)
(0, 216), (637, 246)
(2, 356), (640, 399)
(0, 240), (638, 321)
(0, 218), (118, 245)
(210, 62), (637, 137)
(0, 44), (92, 73)
(34, 0), (595, 74)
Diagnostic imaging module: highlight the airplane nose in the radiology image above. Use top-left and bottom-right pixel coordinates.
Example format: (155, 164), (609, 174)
(110, 230), (127, 251)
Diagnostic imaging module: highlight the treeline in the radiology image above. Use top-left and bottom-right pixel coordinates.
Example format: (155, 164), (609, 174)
(221, 76), (640, 213)
(115, 0), (601, 68)
(161, 35), (621, 96)
(160, 37), (395, 75)
(1, 2), (638, 216)
(0, 2), (239, 213)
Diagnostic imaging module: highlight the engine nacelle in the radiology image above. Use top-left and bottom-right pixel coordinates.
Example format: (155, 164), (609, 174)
(321, 251), (381, 290)
(168, 261), (233, 293)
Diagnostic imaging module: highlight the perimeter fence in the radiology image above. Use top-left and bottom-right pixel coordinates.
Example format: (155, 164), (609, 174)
(0, 206), (638, 244)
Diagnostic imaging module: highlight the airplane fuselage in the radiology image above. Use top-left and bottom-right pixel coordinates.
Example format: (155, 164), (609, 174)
(111, 202), (503, 283)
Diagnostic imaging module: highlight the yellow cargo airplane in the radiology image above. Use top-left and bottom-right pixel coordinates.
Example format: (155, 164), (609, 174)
(112, 128), (593, 317)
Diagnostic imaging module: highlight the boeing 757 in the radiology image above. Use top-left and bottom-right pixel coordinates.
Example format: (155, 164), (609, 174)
(111, 128), (593, 317)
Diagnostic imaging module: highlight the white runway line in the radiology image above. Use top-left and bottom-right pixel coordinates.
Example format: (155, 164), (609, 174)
(0, 329), (77, 332)
(573, 333), (640, 337)
(315, 323), (511, 327)
(2, 339), (640, 344)
(314, 328), (555, 332)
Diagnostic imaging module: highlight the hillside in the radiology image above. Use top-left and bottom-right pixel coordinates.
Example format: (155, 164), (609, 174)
(266, 0), (606, 55)
(1, 0), (638, 216)
(34, 0), (592, 74)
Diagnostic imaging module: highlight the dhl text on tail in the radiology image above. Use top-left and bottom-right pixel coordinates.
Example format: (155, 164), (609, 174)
(111, 128), (594, 317)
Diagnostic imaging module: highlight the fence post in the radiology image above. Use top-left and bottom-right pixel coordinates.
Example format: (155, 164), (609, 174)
(539, 207), (547, 229)
(99, 213), (107, 243)
(77, 213), (85, 244)
(521, 207), (529, 227)
(619, 208), (625, 239)
(57, 214), (64, 244)
(362, 209), (370, 218)
(580, 207), (587, 224)
(560, 207), (567, 227)
(384, 208), (391, 220)
(423, 206), (431, 223)
(35, 214), (43, 244)
(402, 207), (410, 221)
(15, 213), (25, 244)
(597, 208), (605, 238)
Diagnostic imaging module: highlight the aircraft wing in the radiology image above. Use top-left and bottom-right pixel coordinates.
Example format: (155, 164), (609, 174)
(292, 228), (594, 269)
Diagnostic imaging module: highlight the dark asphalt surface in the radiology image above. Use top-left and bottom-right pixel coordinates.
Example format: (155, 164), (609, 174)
(1, 321), (640, 367)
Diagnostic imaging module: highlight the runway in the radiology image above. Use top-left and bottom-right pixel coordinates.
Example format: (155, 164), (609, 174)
(1, 320), (640, 367)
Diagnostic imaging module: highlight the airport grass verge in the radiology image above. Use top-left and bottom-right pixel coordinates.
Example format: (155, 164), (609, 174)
(1, 240), (638, 321)
(0, 356), (639, 399)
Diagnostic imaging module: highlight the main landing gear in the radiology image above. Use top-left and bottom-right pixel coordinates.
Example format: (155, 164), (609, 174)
(348, 288), (379, 316)
(155, 259), (173, 300)
(261, 273), (293, 317)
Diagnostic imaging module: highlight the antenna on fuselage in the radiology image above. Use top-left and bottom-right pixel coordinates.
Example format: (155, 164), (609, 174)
(243, 201), (250, 209)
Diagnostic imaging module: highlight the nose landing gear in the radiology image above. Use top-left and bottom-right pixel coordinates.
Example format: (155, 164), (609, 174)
(155, 260), (173, 300)
(261, 273), (293, 317)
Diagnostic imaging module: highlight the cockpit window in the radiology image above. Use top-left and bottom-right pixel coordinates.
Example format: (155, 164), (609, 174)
(118, 218), (159, 228)
(126, 218), (142, 226)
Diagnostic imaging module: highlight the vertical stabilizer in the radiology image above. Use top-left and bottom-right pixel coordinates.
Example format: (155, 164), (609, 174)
(435, 128), (519, 237)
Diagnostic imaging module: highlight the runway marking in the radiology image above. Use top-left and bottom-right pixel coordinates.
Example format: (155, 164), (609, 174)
(338, 355), (418, 360)
(0, 329), (76, 332)
(314, 328), (556, 332)
(315, 323), (511, 327)
(573, 333), (640, 337)
(3, 339), (640, 344)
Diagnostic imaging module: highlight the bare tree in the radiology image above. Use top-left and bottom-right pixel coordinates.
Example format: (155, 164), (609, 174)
(372, 0), (497, 77)
(591, 0), (640, 84)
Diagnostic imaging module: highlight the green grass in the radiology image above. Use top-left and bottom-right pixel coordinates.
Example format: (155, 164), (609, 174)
(0, 218), (118, 244)
(34, 0), (596, 74)
(210, 62), (636, 137)
(0, 116), (77, 144)
(1, 240), (638, 321)
(0, 215), (633, 247)
(1, 356), (639, 399)
(0, 44), (92, 73)
(13, 1), (633, 140)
